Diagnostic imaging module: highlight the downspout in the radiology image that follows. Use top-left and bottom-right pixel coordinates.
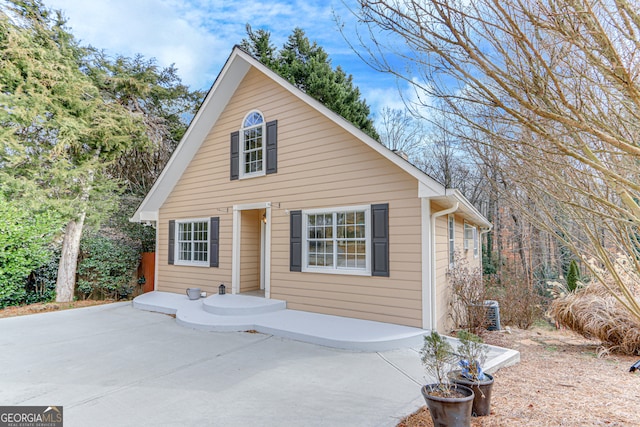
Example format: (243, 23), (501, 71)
(429, 202), (459, 331)
(479, 224), (493, 268)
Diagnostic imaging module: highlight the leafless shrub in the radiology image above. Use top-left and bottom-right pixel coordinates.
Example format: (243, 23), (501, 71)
(448, 253), (486, 333)
(485, 264), (546, 330)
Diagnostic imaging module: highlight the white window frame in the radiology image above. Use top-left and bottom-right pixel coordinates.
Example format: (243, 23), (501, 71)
(239, 110), (266, 179)
(473, 226), (479, 258)
(302, 205), (371, 276)
(175, 218), (209, 267)
(448, 214), (455, 266)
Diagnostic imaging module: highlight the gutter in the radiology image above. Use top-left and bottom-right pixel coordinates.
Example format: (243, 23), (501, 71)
(429, 202), (459, 331)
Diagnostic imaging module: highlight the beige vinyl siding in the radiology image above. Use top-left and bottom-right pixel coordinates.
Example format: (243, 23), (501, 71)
(432, 203), (484, 332)
(157, 67), (424, 327)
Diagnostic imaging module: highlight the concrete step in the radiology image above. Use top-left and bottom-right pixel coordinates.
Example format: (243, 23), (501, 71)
(202, 293), (286, 316)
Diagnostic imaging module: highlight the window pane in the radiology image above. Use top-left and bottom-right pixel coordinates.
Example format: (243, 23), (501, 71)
(177, 221), (208, 264)
(180, 242), (191, 261)
(306, 210), (367, 270)
(243, 111), (264, 127)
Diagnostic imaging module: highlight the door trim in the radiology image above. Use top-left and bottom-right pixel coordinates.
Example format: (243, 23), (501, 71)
(232, 202), (271, 297)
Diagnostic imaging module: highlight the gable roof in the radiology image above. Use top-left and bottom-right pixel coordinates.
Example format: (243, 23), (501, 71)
(131, 46), (489, 228)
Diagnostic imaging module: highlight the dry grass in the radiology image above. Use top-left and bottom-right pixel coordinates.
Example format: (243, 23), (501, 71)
(398, 324), (640, 426)
(550, 282), (640, 355)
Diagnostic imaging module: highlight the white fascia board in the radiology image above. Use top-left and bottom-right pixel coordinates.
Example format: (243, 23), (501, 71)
(445, 189), (491, 228)
(132, 46), (448, 223)
(130, 50), (251, 223)
(419, 181), (444, 198)
(137, 211), (158, 222)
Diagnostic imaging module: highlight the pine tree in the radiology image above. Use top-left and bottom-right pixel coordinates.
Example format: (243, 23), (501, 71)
(566, 259), (580, 293)
(241, 27), (379, 140)
(0, 0), (148, 302)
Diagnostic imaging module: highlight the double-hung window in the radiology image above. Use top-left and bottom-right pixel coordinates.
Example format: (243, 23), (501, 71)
(176, 219), (209, 266)
(241, 110), (265, 178)
(464, 222), (479, 259)
(303, 206), (370, 275)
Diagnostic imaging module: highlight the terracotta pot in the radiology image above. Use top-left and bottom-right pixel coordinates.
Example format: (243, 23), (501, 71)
(449, 372), (494, 416)
(421, 383), (474, 427)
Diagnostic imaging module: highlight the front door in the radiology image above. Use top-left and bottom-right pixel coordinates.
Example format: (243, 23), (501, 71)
(232, 202), (271, 297)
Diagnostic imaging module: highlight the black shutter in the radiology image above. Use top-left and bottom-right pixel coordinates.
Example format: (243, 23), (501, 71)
(290, 210), (302, 272)
(209, 217), (219, 268)
(371, 204), (389, 277)
(230, 131), (239, 180)
(168, 220), (175, 265)
(266, 120), (277, 175)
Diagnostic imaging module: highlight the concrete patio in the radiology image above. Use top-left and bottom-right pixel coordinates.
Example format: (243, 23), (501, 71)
(1, 301), (519, 427)
(133, 291), (519, 369)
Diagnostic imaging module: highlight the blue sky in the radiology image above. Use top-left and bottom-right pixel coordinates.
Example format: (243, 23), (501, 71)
(43, 0), (414, 119)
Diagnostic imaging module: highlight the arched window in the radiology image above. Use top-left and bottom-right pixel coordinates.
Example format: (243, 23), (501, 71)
(241, 110), (265, 177)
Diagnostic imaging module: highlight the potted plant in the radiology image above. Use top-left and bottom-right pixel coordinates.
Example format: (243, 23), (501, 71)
(449, 330), (495, 416)
(420, 331), (474, 427)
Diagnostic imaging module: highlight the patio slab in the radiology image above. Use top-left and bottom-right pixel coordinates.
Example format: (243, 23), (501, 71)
(133, 291), (430, 351)
(1, 301), (519, 427)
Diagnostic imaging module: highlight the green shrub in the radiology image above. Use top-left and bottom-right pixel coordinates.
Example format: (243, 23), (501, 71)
(76, 232), (140, 299)
(0, 200), (62, 308)
(25, 254), (60, 304)
(566, 259), (580, 292)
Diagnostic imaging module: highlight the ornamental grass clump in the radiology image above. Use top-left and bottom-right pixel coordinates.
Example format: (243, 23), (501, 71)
(550, 256), (640, 355)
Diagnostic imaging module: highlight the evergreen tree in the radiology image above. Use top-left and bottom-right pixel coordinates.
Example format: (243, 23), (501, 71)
(566, 259), (580, 293)
(85, 52), (204, 195)
(241, 27), (379, 140)
(240, 24), (277, 69)
(0, 0), (148, 302)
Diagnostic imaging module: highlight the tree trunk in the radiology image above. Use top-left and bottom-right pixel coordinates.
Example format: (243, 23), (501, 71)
(55, 212), (86, 302)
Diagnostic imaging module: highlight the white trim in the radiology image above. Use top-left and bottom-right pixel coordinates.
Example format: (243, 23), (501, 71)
(174, 217), (210, 267)
(232, 209), (240, 294)
(448, 214), (456, 267)
(239, 109), (267, 180)
(301, 205), (371, 276)
(129, 50), (251, 223)
(264, 207), (271, 299)
(430, 203), (459, 331)
(421, 198), (432, 330)
(463, 221), (473, 251)
(473, 226), (479, 258)
(154, 224), (159, 292)
(260, 218), (265, 290)
(131, 48), (487, 226)
(232, 202), (271, 297)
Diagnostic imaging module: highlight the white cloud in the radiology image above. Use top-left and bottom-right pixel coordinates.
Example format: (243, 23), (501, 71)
(43, 0), (413, 118)
(45, 0), (344, 90)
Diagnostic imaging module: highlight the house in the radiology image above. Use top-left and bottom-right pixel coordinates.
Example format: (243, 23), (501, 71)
(130, 46), (490, 332)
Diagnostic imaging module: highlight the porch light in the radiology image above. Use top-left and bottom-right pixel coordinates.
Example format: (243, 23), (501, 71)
(262, 213), (267, 224)
(218, 284), (226, 295)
